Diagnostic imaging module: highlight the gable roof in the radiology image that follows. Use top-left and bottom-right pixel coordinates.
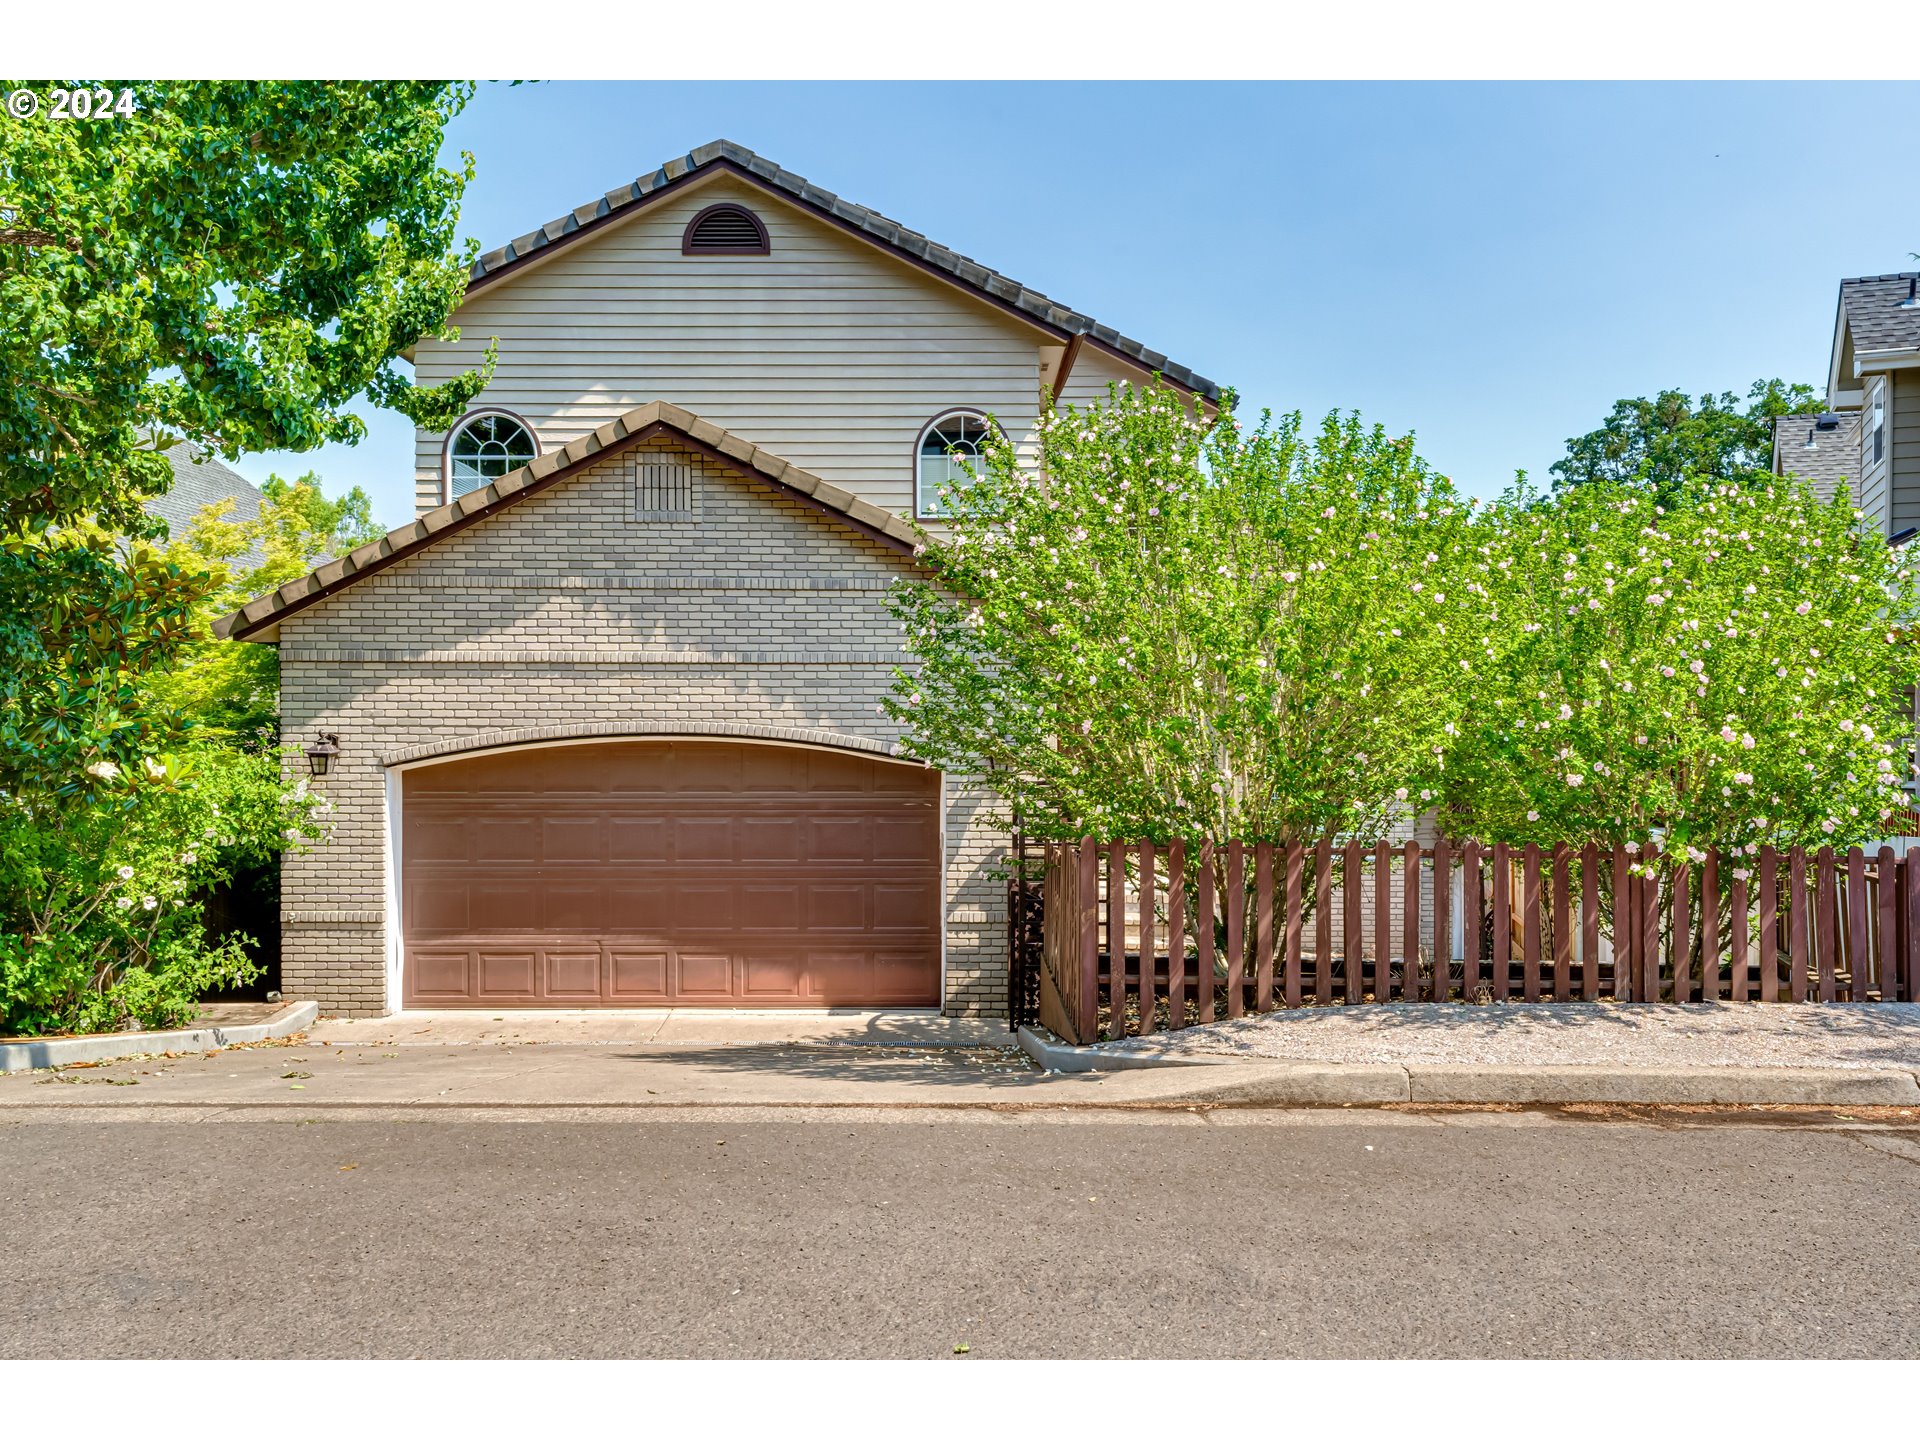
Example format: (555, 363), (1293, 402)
(1838, 272), (1920, 357)
(462, 138), (1220, 404)
(214, 402), (920, 643)
(145, 441), (266, 556)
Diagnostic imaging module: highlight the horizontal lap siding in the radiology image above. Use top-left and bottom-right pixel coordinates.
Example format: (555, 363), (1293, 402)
(1893, 371), (1920, 537)
(411, 174), (1044, 517)
(1858, 376), (1891, 533)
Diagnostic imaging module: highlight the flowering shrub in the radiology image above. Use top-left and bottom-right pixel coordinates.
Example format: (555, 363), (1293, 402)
(0, 743), (329, 1037)
(886, 385), (1917, 864)
(886, 386), (1477, 842)
(1437, 478), (1919, 856)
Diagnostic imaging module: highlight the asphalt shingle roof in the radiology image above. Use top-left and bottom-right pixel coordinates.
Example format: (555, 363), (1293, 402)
(467, 139), (1220, 403)
(1772, 412), (1861, 504)
(1839, 272), (1920, 356)
(141, 441), (268, 568)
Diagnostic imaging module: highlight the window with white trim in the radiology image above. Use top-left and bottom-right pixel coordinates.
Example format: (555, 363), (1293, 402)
(916, 411), (991, 518)
(1868, 391), (1886, 467)
(446, 411), (538, 500)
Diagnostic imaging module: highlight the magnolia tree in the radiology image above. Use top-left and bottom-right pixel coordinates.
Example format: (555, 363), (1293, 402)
(1436, 477), (1919, 857)
(884, 387), (1479, 843)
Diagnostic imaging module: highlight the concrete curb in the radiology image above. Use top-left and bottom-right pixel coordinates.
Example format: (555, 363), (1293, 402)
(0, 1001), (320, 1074)
(1016, 1025), (1234, 1072)
(1025, 1034), (1920, 1106)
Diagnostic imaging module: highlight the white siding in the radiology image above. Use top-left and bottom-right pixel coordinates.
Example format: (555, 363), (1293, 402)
(1053, 345), (1162, 415)
(411, 174), (1046, 517)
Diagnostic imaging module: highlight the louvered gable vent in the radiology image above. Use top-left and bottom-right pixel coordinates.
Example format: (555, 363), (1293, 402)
(682, 203), (769, 255)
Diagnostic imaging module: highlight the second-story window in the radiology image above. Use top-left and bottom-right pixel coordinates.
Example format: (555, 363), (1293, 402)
(446, 411), (539, 502)
(917, 411), (992, 518)
(1869, 393), (1886, 467)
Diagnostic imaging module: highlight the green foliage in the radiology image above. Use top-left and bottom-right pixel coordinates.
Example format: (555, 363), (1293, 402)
(0, 741), (328, 1037)
(1437, 477), (1919, 856)
(887, 386), (1477, 844)
(890, 387), (1917, 862)
(146, 470), (384, 744)
(0, 79), (492, 534)
(1549, 379), (1821, 502)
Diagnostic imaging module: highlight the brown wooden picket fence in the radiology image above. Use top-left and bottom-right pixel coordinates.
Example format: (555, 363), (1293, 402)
(1033, 838), (1920, 1045)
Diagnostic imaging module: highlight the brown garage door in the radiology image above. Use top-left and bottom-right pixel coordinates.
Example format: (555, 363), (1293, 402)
(401, 740), (941, 1008)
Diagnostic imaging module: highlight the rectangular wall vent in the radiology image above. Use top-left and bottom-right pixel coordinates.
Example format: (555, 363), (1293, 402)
(633, 453), (696, 521)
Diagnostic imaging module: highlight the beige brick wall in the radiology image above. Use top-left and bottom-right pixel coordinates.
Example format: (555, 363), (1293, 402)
(275, 437), (1008, 1018)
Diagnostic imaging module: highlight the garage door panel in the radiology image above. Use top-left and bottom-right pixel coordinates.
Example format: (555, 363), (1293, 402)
(409, 949), (472, 1000)
(808, 815), (869, 861)
(403, 740), (940, 1008)
(542, 817), (604, 862)
(541, 882), (606, 931)
(675, 817), (735, 862)
(677, 951), (735, 996)
(544, 950), (604, 1000)
(469, 882), (540, 932)
(610, 816), (670, 861)
(609, 950), (669, 997)
(475, 950), (538, 999)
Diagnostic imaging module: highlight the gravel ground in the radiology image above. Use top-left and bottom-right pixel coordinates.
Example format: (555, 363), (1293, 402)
(1102, 1001), (1920, 1069)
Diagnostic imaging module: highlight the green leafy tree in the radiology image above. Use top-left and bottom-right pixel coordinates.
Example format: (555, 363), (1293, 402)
(886, 386), (1477, 844)
(1435, 477), (1918, 857)
(0, 81), (488, 1034)
(0, 80), (492, 531)
(1549, 380), (1821, 501)
(146, 471), (385, 744)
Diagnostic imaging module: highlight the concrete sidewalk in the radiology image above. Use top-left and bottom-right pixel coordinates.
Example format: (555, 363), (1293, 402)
(311, 1008), (1011, 1049)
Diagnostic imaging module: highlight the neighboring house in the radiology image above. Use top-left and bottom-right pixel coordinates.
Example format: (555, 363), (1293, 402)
(1773, 271), (1920, 546)
(216, 139), (1216, 1019)
(145, 440), (268, 564)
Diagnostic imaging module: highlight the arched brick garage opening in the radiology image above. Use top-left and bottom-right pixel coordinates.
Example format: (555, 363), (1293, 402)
(399, 738), (941, 1007)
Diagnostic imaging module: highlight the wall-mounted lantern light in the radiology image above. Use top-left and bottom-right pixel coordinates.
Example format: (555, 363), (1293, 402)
(305, 733), (341, 778)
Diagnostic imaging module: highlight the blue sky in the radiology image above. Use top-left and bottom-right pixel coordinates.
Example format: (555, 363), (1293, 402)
(246, 81), (1920, 526)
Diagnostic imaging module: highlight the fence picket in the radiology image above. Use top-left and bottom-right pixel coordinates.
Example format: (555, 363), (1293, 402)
(1672, 859), (1692, 1003)
(1432, 838), (1452, 1001)
(1197, 841), (1217, 1025)
(1640, 848), (1662, 1003)
(1845, 847), (1868, 1003)
(1521, 843), (1542, 1002)
(1815, 847), (1839, 1004)
(1167, 841), (1187, 1029)
(1701, 850), (1721, 1003)
(1462, 841), (1483, 1001)
(1613, 848), (1632, 1000)
(1343, 840), (1364, 1003)
(1491, 842), (1511, 1002)
(1758, 848), (1778, 1003)
(1729, 866), (1749, 1002)
(1551, 842), (1572, 1003)
(1580, 843), (1599, 1001)
(1137, 841), (1157, 1036)
(1374, 840), (1393, 1002)
(1905, 853), (1920, 1005)
(1077, 840), (1100, 1041)
(1255, 842), (1276, 1012)
(1226, 840), (1246, 1019)
(1314, 839), (1333, 1006)
(1876, 846), (1897, 1003)
(1107, 841), (1127, 1040)
(1284, 842), (1304, 1009)
(1403, 840), (1422, 1001)
(1788, 847), (1809, 1004)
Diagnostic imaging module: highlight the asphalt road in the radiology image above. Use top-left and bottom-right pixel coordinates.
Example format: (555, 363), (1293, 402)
(4, 1109), (1918, 1358)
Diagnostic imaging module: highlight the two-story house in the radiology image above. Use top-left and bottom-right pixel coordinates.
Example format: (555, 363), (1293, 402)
(1773, 271), (1920, 543)
(217, 140), (1215, 1019)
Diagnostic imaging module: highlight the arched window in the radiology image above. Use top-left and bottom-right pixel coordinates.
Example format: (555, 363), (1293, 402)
(444, 410), (539, 501)
(681, 203), (770, 255)
(916, 411), (992, 518)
